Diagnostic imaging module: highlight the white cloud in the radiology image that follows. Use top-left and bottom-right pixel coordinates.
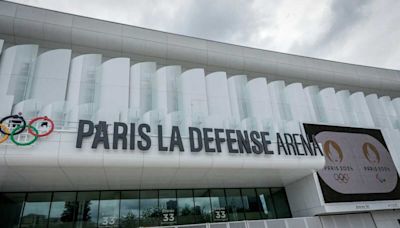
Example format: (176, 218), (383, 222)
(7, 0), (400, 69)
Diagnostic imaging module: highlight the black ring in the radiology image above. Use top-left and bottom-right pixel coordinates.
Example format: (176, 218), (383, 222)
(0, 115), (26, 136)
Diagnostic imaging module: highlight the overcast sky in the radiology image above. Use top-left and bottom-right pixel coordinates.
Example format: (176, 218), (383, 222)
(8, 0), (400, 70)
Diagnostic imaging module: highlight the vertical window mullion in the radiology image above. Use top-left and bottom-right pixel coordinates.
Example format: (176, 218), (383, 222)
(18, 193), (28, 228)
(46, 192), (54, 228)
(269, 188), (278, 218)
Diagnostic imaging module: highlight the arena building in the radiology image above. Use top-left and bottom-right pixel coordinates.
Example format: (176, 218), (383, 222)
(0, 1), (400, 228)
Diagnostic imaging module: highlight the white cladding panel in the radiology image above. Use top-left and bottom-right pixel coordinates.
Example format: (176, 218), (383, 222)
(94, 58), (130, 122)
(153, 65), (181, 115)
(319, 88), (344, 124)
(336, 90), (358, 126)
(366, 94), (392, 129)
(66, 54), (102, 107)
(206, 72), (232, 117)
(29, 49), (71, 105)
(268, 81), (291, 122)
(304, 85), (321, 122)
(0, 44), (38, 104)
(178, 68), (208, 130)
(285, 83), (314, 123)
(228, 75), (248, 125)
(130, 62), (156, 118)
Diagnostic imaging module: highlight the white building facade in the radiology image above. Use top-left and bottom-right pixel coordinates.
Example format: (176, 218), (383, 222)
(0, 2), (400, 228)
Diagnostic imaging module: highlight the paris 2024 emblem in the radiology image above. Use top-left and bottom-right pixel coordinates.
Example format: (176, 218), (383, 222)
(317, 131), (397, 194)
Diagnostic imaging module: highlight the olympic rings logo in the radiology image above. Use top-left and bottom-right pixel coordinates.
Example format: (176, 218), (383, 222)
(333, 173), (350, 184)
(0, 114), (54, 146)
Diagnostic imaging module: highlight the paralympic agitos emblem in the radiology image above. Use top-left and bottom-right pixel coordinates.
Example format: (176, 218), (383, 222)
(0, 114), (54, 146)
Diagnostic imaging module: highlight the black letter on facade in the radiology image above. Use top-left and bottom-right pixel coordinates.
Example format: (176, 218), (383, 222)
(277, 133), (288, 155)
(300, 134), (313, 156)
(138, 124), (151, 150)
(158, 125), (168, 151)
(92, 121), (110, 149)
(236, 130), (251, 153)
(214, 129), (225, 152)
(293, 134), (304, 155)
(261, 132), (274, 154)
(113, 122), (127, 149)
(312, 135), (324, 156)
(284, 133), (296, 155)
(226, 129), (238, 153)
(203, 128), (215, 152)
(170, 126), (184, 152)
(250, 131), (263, 154)
(130, 123), (135, 150)
(189, 127), (203, 152)
(76, 120), (94, 148)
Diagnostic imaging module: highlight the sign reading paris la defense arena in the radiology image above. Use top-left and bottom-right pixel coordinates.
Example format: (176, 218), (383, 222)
(76, 120), (323, 156)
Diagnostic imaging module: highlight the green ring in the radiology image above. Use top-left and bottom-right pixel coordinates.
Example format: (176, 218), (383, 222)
(10, 125), (38, 146)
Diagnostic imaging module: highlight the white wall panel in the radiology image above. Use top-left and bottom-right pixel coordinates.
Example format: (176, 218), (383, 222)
(380, 96), (398, 129)
(94, 58), (130, 122)
(285, 83), (314, 123)
(319, 88), (344, 124)
(178, 68), (208, 129)
(66, 54), (102, 106)
(228, 75), (248, 127)
(29, 49), (72, 105)
(0, 44), (38, 104)
(268, 80), (291, 122)
(246, 78), (272, 120)
(336, 90), (358, 126)
(205, 72), (232, 129)
(130, 62), (156, 118)
(152, 65), (180, 116)
(393, 98), (400, 117)
(393, 98), (400, 129)
(0, 95), (13, 117)
(350, 92), (375, 127)
(206, 72), (232, 117)
(304, 85), (322, 122)
(366, 94), (392, 129)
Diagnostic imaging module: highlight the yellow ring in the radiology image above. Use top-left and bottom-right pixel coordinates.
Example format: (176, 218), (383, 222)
(0, 123), (10, 144)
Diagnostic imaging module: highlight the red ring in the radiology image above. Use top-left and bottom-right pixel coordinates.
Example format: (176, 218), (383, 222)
(28, 116), (54, 137)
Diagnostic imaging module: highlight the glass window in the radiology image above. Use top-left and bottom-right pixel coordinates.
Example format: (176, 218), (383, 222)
(75, 191), (100, 228)
(177, 190), (195, 225)
(0, 193), (25, 228)
(193, 189), (211, 223)
(20, 192), (52, 228)
(120, 191), (139, 228)
(270, 188), (291, 218)
(225, 189), (245, 221)
(210, 189), (228, 222)
(256, 188), (276, 219)
(98, 191), (120, 228)
(241, 189), (261, 220)
(159, 190), (177, 226)
(139, 190), (159, 227)
(48, 192), (77, 228)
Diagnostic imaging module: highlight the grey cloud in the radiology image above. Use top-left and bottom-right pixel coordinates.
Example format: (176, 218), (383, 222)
(172, 0), (270, 45)
(290, 0), (373, 56)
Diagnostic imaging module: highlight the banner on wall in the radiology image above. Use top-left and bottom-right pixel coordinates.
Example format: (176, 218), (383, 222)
(303, 123), (400, 203)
